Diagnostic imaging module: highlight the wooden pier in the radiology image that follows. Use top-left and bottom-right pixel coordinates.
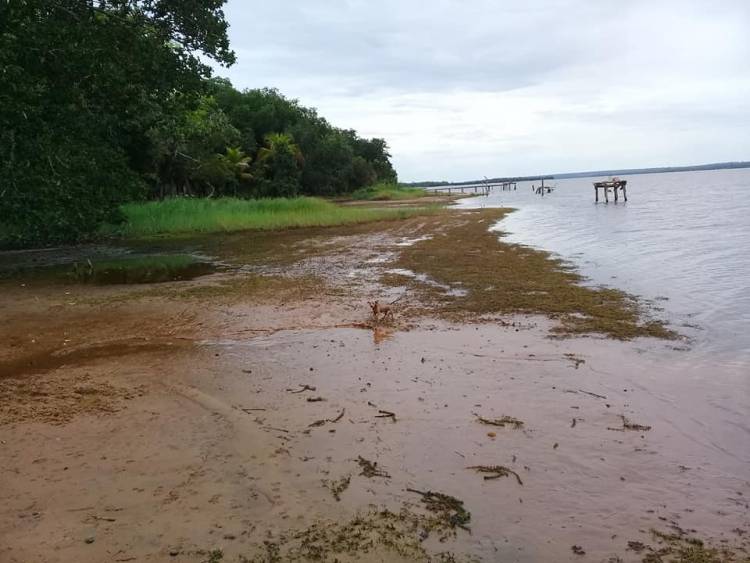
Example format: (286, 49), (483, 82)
(593, 179), (627, 203)
(423, 181), (517, 196)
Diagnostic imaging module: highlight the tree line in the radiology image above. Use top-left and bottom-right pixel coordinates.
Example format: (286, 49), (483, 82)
(0, 1), (397, 246)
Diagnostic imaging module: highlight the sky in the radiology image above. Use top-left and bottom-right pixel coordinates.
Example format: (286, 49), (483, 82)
(213, 0), (750, 182)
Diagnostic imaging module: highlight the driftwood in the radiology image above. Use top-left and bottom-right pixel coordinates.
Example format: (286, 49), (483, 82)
(309, 408), (345, 428)
(261, 426), (289, 433)
(288, 384), (316, 394)
(578, 389), (607, 399)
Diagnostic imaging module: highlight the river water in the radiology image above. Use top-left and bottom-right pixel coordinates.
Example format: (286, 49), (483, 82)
(458, 168), (750, 373)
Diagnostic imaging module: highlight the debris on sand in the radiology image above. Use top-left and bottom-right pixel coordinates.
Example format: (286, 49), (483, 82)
(578, 389), (607, 399)
(308, 408), (345, 428)
(240, 407), (266, 413)
(475, 414), (524, 428)
(329, 408), (345, 423)
(306, 396), (326, 402)
(608, 415), (652, 432)
(571, 544), (586, 555)
(406, 488), (471, 532)
(375, 409), (396, 421)
(467, 465), (523, 486)
(357, 456), (390, 479)
(260, 426), (289, 433)
(288, 384), (316, 394)
(322, 475), (351, 501)
(565, 353), (586, 369)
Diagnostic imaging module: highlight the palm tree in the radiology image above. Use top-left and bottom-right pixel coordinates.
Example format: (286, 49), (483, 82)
(223, 146), (252, 184)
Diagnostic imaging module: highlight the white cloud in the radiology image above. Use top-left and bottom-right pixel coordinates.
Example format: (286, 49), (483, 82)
(215, 0), (750, 181)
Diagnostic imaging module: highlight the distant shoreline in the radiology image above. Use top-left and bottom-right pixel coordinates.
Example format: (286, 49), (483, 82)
(407, 160), (750, 188)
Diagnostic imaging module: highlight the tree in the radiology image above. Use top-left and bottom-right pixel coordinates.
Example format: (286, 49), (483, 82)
(300, 132), (355, 195)
(0, 0), (234, 244)
(349, 156), (377, 189)
(254, 133), (303, 197)
(148, 96), (240, 197)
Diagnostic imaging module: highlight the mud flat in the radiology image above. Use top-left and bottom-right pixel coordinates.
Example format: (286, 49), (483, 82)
(1, 209), (747, 562)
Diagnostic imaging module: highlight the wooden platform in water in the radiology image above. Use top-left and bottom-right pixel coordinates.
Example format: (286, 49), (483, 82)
(593, 179), (627, 202)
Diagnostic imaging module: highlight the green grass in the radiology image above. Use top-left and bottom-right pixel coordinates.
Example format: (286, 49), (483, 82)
(350, 183), (429, 201)
(108, 196), (438, 238)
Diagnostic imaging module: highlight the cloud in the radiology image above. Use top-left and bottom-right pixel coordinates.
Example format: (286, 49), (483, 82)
(215, 0), (750, 181)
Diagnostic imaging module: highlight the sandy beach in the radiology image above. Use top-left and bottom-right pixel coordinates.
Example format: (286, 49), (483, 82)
(1, 209), (747, 562)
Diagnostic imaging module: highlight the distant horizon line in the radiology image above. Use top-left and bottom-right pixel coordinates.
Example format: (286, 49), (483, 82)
(406, 160), (750, 187)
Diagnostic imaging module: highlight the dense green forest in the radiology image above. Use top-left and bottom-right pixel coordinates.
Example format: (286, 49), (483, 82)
(0, 1), (397, 246)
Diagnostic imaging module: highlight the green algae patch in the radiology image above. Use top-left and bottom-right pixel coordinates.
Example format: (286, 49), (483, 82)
(389, 208), (676, 340)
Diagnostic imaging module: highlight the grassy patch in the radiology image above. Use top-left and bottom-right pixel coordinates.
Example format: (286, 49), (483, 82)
(350, 182), (429, 201)
(387, 208), (676, 340)
(108, 196), (438, 238)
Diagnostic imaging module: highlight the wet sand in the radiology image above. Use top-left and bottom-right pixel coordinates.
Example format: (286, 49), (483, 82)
(0, 211), (747, 562)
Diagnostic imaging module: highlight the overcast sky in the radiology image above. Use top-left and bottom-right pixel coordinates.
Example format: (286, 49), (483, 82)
(214, 0), (750, 182)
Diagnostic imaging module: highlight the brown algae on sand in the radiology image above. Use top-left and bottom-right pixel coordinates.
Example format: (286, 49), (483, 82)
(357, 455), (391, 478)
(388, 208), (676, 340)
(246, 507), (479, 562)
(634, 528), (744, 563)
(475, 414), (525, 428)
(406, 488), (471, 533)
(467, 465), (524, 485)
(322, 475), (351, 501)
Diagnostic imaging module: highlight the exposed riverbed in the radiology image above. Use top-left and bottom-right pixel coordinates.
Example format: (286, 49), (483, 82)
(1, 208), (747, 562)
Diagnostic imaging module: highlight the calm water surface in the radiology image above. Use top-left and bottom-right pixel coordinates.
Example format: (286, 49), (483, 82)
(458, 168), (750, 371)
